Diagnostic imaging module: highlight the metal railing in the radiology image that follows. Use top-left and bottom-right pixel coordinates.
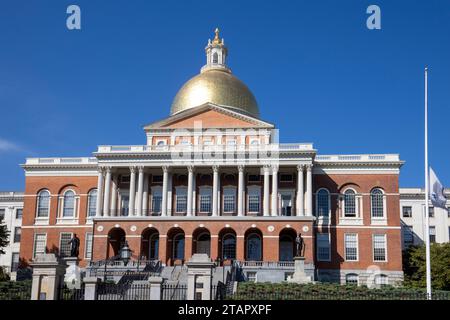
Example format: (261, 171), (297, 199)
(161, 283), (187, 300)
(97, 282), (152, 300)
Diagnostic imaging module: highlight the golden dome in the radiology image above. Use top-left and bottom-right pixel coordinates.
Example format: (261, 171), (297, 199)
(170, 69), (260, 118)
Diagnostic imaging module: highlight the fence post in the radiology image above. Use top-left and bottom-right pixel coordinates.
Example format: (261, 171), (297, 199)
(186, 254), (215, 300)
(30, 253), (67, 300)
(84, 277), (101, 300)
(148, 276), (163, 300)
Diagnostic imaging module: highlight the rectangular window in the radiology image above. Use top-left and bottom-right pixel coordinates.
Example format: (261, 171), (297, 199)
(402, 206), (412, 218)
(33, 233), (47, 258)
(200, 195), (212, 213)
(279, 174), (293, 182)
(59, 232), (73, 257)
(175, 195), (187, 213)
(403, 226), (414, 246)
(248, 195), (260, 213)
(13, 227), (21, 243)
(316, 233), (331, 261)
(0, 208), (4, 221)
(11, 253), (20, 272)
(85, 233), (93, 259)
(429, 226), (436, 243)
(448, 207), (450, 218)
(247, 272), (257, 282)
(248, 175), (261, 182)
(373, 234), (387, 262)
(429, 207), (434, 218)
(223, 195), (236, 213)
(152, 195), (162, 214)
(344, 233), (358, 261)
(16, 208), (23, 219)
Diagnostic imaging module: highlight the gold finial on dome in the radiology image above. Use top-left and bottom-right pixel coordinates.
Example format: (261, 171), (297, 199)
(212, 27), (222, 45)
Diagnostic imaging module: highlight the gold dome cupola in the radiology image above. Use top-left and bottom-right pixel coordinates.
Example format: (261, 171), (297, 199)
(170, 28), (260, 118)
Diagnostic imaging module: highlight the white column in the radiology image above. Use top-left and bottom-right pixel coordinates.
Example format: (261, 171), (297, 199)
(187, 166), (194, 216)
(167, 172), (173, 216)
(111, 175), (118, 216)
(263, 165), (270, 216)
(129, 167), (136, 216)
(306, 164), (313, 216)
(238, 165), (244, 216)
(271, 166), (279, 216)
(142, 173), (149, 216)
(136, 167), (144, 216)
(212, 165), (219, 216)
(103, 167), (112, 216)
(95, 168), (104, 217)
(296, 165), (304, 216)
(162, 166), (169, 216)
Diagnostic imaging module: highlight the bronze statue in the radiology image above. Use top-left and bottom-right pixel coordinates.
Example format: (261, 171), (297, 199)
(68, 233), (80, 257)
(295, 233), (305, 257)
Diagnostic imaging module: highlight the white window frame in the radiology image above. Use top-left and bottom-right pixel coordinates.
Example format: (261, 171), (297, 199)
(57, 189), (79, 224)
(198, 186), (212, 214)
(174, 186), (187, 214)
(316, 233), (331, 262)
(59, 232), (73, 257)
(315, 188), (331, 218)
(342, 188), (359, 218)
(33, 233), (47, 258)
(35, 190), (51, 222)
(372, 234), (387, 262)
(247, 185), (261, 214)
(344, 233), (359, 262)
(345, 273), (359, 286)
(85, 232), (93, 260)
(87, 189), (98, 219)
(151, 186), (163, 215)
(222, 186), (237, 214)
(370, 188), (387, 222)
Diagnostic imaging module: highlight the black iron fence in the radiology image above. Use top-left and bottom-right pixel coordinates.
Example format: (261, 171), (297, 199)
(0, 281), (31, 300)
(211, 282), (227, 300)
(229, 290), (450, 300)
(57, 282), (85, 300)
(161, 283), (187, 300)
(97, 282), (152, 300)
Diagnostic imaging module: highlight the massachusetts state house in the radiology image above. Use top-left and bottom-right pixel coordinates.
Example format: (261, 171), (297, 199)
(20, 29), (404, 285)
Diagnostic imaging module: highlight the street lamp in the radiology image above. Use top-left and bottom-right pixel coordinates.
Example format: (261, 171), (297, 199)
(120, 241), (132, 266)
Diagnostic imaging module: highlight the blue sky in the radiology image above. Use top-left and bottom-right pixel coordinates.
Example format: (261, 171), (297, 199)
(0, 0), (449, 190)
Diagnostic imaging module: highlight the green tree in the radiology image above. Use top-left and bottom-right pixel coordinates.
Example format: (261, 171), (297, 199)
(403, 243), (450, 290)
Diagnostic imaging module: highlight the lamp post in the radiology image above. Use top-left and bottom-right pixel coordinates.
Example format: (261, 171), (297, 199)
(120, 241), (132, 266)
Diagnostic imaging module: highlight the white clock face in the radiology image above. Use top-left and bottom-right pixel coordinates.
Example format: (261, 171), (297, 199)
(267, 225), (275, 232)
(97, 225), (104, 232)
(302, 226), (309, 233)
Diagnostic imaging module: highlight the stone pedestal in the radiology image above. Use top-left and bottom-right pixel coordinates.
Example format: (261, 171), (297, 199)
(63, 257), (82, 289)
(186, 254), (215, 300)
(83, 277), (101, 300)
(30, 254), (67, 300)
(287, 257), (312, 284)
(148, 276), (164, 300)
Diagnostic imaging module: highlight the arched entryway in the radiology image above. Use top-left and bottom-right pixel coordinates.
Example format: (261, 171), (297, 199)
(107, 227), (126, 258)
(244, 228), (263, 261)
(192, 227), (211, 256)
(141, 227), (159, 260)
(167, 228), (185, 265)
(218, 228), (236, 264)
(279, 228), (297, 261)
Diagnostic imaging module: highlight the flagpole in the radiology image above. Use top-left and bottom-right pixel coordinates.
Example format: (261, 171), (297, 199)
(424, 67), (432, 299)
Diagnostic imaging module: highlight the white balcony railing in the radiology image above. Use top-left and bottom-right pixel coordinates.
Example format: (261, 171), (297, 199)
(315, 154), (400, 162)
(25, 157), (98, 165)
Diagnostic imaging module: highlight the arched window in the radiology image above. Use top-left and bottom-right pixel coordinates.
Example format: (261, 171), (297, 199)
(344, 189), (356, 217)
(62, 190), (75, 217)
(345, 273), (359, 285)
(316, 189), (330, 217)
(222, 234), (236, 260)
(173, 234), (185, 260)
(246, 233), (262, 261)
(87, 189), (97, 217)
(149, 233), (159, 260)
(213, 52), (219, 64)
(279, 235), (294, 261)
(371, 188), (384, 218)
(37, 190), (50, 217)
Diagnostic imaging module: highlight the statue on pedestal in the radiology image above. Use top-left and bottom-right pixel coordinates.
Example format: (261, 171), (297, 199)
(68, 234), (80, 258)
(295, 233), (305, 258)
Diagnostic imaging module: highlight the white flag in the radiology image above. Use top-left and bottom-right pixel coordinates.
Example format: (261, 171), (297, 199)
(429, 167), (447, 209)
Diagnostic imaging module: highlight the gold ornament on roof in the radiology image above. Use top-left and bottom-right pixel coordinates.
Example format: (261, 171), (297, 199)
(212, 27), (222, 45)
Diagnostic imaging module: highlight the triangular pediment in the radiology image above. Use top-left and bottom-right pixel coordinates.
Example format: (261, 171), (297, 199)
(144, 103), (274, 130)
